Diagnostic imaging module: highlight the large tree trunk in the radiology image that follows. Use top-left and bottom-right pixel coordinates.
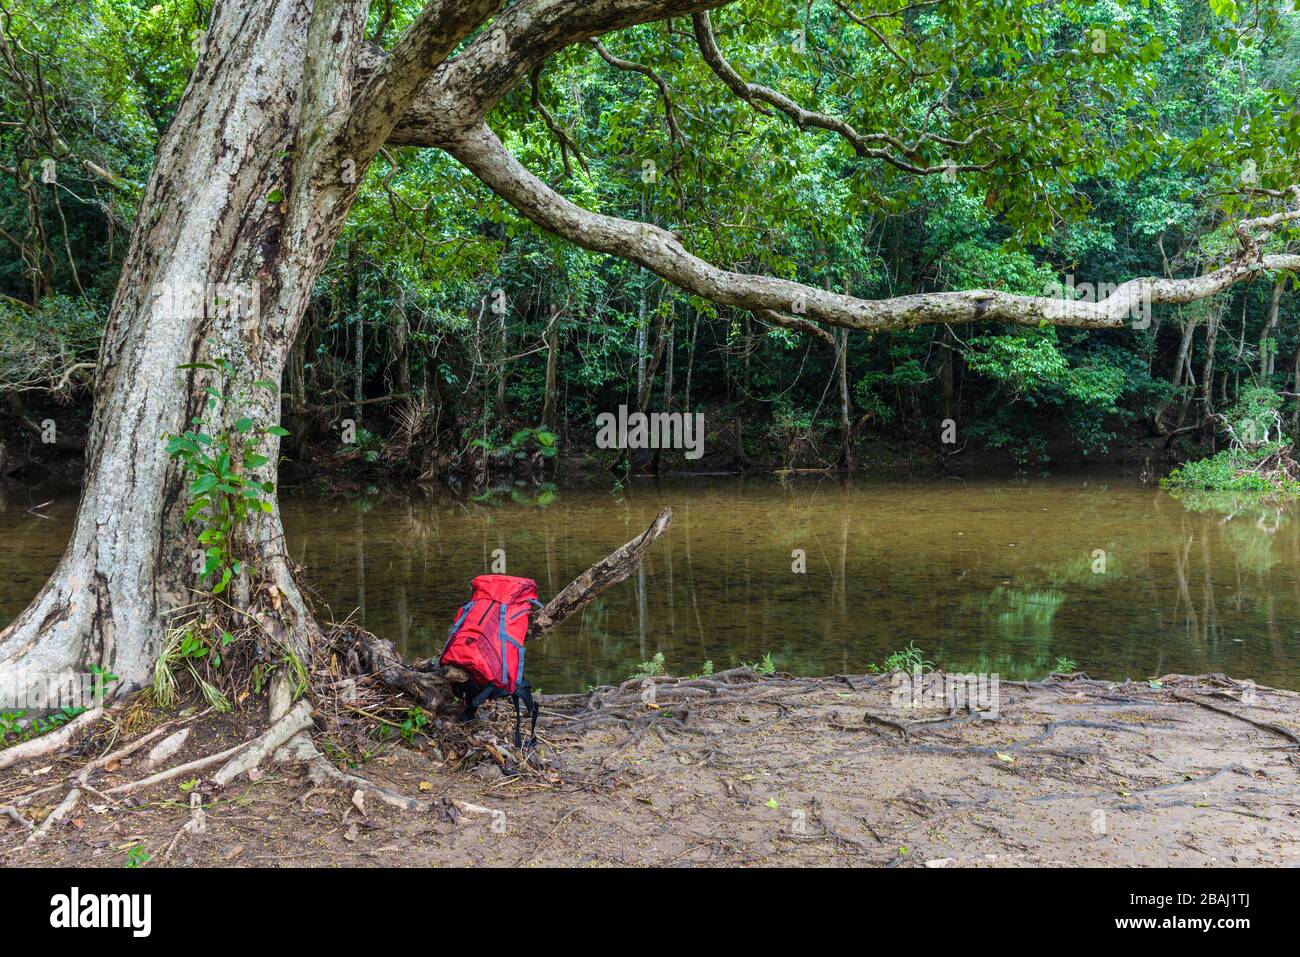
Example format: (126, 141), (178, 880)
(0, 0), (362, 693)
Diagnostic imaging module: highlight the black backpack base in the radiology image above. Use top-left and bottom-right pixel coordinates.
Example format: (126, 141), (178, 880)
(452, 678), (539, 750)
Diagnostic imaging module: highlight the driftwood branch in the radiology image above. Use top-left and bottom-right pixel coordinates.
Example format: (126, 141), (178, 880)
(343, 507), (674, 711)
(531, 506), (673, 638)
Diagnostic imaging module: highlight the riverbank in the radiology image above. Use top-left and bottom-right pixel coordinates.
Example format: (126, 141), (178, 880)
(4, 670), (1298, 867)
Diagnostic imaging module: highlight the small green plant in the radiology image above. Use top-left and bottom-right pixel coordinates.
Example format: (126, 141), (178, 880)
(153, 623), (233, 711)
(742, 652), (777, 675)
(1, 706), (87, 748)
(124, 845), (151, 868)
(686, 659), (715, 679)
(1054, 656), (1079, 673)
(165, 359), (284, 595)
(470, 426), (559, 462)
(0, 710), (24, 742)
(338, 425), (384, 465)
(868, 642), (934, 674)
(400, 708), (431, 743)
(89, 664), (120, 701)
(630, 651), (666, 679)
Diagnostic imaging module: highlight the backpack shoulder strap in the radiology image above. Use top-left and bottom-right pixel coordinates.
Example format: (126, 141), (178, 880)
(511, 680), (539, 749)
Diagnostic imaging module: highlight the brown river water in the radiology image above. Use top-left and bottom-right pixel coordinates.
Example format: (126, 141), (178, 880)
(3, 473), (1300, 692)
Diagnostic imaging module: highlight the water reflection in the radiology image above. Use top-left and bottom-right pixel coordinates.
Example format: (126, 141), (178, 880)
(3, 476), (1300, 691)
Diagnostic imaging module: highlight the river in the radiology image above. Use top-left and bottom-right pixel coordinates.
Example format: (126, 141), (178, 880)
(3, 473), (1299, 692)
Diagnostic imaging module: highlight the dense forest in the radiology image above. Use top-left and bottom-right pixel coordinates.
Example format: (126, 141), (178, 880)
(1, 0), (1296, 483)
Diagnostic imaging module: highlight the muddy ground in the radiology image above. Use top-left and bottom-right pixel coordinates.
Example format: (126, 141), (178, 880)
(3, 670), (1299, 867)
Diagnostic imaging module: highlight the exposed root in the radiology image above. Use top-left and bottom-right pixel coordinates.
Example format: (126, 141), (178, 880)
(274, 732), (428, 812)
(1171, 689), (1300, 747)
(74, 707), (212, 785)
(0, 706), (105, 771)
(211, 699), (313, 787)
(1, 805), (33, 831)
(27, 787), (79, 844)
(105, 741), (247, 796)
(162, 792), (207, 862)
(143, 728), (191, 769)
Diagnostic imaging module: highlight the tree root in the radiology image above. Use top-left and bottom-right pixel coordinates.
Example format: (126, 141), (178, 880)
(143, 728), (191, 769)
(0, 706), (105, 771)
(211, 699), (314, 787)
(27, 787), (79, 843)
(162, 792), (207, 862)
(274, 732), (428, 811)
(1, 805), (33, 832)
(1171, 690), (1300, 747)
(105, 742), (247, 796)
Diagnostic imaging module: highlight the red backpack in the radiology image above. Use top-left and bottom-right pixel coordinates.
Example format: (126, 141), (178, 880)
(439, 575), (544, 747)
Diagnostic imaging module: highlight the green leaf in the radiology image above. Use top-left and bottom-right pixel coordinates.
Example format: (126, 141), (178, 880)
(189, 474), (219, 495)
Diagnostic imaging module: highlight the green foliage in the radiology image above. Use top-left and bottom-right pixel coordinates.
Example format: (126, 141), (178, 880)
(1223, 384), (1285, 449)
(630, 651), (666, 679)
(400, 708), (431, 744)
(1164, 386), (1300, 492)
(0, 296), (101, 392)
(164, 360), (284, 595)
(742, 652), (778, 675)
(123, 844), (151, 868)
(1163, 445), (1300, 493)
(153, 624), (233, 711)
(0, 705), (87, 747)
(470, 426), (560, 461)
(868, 642), (935, 674)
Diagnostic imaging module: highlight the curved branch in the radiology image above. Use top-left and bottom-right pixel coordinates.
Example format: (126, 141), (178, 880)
(690, 12), (986, 175)
(339, 0), (502, 161)
(443, 123), (1299, 334)
(755, 308), (836, 345)
(382, 0), (730, 147)
(590, 39), (685, 147)
(531, 66), (588, 177)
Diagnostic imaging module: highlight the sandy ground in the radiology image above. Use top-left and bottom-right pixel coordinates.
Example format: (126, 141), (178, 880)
(3, 671), (1299, 867)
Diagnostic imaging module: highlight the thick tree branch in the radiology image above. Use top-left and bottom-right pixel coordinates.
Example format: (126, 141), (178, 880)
(443, 122), (1299, 334)
(380, 0), (730, 147)
(339, 0), (502, 161)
